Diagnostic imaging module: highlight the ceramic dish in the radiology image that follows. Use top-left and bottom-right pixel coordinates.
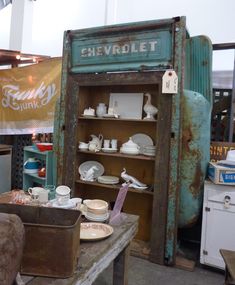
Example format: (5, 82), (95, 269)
(98, 175), (119, 184)
(80, 222), (113, 241)
(50, 199), (77, 209)
(84, 212), (110, 222)
(132, 133), (153, 154)
(82, 114), (95, 117)
(102, 114), (116, 118)
(24, 169), (39, 174)
(143, 152), (155, 157)
(102, 147), (118, 153)
(120, 147), (140, 155)
(79, 161), (105, 178)
(36, 143), (53, 152)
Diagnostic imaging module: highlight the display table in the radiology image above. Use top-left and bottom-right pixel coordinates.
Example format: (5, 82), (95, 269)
(220, 249), (235, 285)
(0, 193), (139, 285)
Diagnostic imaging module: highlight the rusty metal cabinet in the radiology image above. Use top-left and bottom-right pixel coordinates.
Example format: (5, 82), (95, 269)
(54, 16), (212, 265)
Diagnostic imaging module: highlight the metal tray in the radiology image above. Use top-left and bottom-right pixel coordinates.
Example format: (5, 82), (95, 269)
(0, 203), (81, 278)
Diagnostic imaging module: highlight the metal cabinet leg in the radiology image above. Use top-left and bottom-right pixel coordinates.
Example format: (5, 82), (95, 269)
(113, 244), (130, 285)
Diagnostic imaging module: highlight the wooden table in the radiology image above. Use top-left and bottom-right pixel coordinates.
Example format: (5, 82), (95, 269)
(220, 249), (235, 285)
(0, 192), (138, 284)
(20, 211), (137, 285)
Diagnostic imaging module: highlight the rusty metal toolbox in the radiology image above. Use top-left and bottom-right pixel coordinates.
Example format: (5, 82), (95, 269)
(0, 204), (81, 278)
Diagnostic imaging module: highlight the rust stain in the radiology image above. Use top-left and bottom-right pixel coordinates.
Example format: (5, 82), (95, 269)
(189, 163), (203, 198)
(182, 126), (193, 152)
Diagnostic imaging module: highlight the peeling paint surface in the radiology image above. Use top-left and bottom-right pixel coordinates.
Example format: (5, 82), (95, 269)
(179, 90), (211, 228)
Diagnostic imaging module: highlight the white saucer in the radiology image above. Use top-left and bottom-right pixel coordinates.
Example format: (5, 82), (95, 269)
(143, 152), (155, 157)
(102, 148), (117, 153)
(98, 175), (119, 184)
(82, 114), (95, 117)
(85, 212), (109, 222)
(51, 199), (77, 209)
(103, 114), (116, 118)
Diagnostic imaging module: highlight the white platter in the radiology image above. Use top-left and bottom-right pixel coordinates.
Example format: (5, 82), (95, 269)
(132, 133), (153, 154)
(80, 222), (113, 241)
(79, 161), (105, 178)
(102, 148), (118, 153)
(98, 175), (119, 184)
(109, 93), (144, 119)
(84, 212), (109, 222)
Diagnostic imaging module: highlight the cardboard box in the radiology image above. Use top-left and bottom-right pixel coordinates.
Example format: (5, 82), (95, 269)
(208, 162), (235, 185)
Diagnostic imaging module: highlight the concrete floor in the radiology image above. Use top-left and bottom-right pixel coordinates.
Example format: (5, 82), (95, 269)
(94, 255), (225, 285)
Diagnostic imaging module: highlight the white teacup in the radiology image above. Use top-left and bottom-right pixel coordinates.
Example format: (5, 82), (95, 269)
(28, 187), (43, 196)
(56, 185), (71, 205)
(28, 187), (49, 203)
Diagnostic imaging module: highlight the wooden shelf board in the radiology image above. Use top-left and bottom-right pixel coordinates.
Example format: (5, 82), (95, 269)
(75, 179), (153, 195)
(77, 150), (155, 161)
(78, 116), (156, 123)
(23, 172), (46, 181)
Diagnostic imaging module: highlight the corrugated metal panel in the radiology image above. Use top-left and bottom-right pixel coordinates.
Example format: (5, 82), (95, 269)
(185, 36), (213, 104)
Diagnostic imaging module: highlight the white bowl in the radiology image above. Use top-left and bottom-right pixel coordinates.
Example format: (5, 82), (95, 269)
(84, 199), (109, 214)
(56, 185), (71, 196)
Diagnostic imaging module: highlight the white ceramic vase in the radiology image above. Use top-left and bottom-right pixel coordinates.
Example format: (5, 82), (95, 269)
(96, 103), (107, 117)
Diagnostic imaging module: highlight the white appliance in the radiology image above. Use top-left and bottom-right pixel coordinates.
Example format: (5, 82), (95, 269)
(0, 145), (12, 193)
(200, 180), (235, 269)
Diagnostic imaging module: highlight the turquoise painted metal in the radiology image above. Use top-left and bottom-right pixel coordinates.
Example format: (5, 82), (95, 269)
(179, 90), (211, 228)
(178, 35), (212, 228)
(69, 18), (175, 73)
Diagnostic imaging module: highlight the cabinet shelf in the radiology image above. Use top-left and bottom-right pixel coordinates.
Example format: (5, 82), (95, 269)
(78, 116), (156, 123)
(23, 172), (46, 182)
(78, 150), (155, 161)
(76, 179), (153, 195)
(23, 146), (54, 190)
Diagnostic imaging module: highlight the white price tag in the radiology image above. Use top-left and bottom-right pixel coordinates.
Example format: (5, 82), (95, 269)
(162, 70), (178, 94)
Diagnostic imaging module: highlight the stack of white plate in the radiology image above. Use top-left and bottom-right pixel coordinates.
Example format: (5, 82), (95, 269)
(98, 175), (119, 184)
(84, 199), (109, 222)
(143, 145), (156, 157)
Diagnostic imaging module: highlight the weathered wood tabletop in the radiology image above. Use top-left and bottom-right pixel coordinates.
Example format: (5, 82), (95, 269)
(21, 213), (138, 285)
(220, 249), (235, 283)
